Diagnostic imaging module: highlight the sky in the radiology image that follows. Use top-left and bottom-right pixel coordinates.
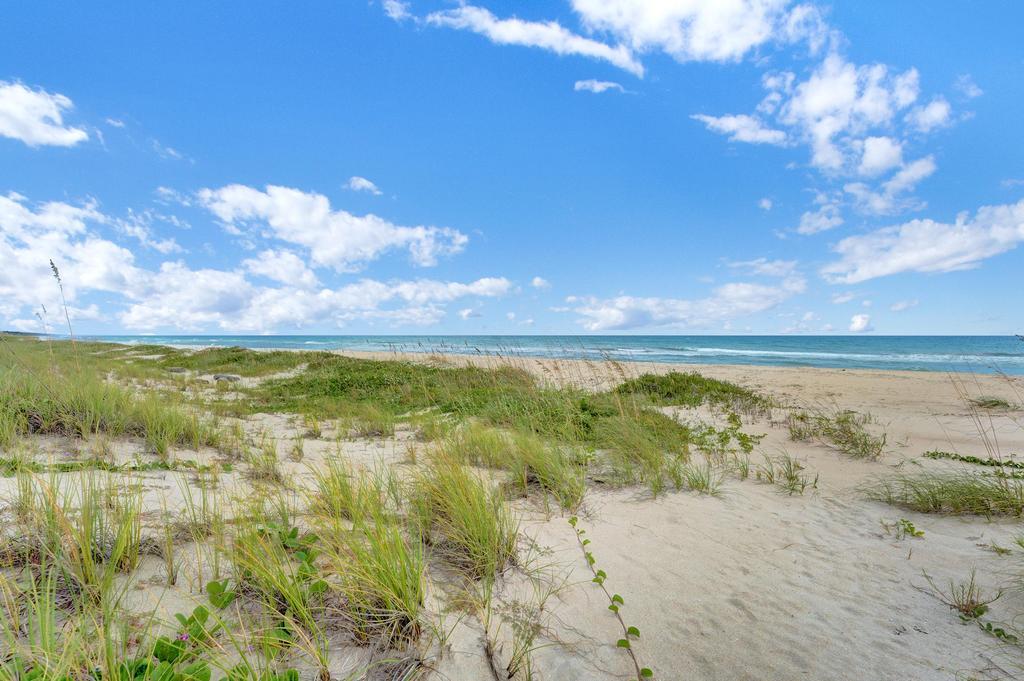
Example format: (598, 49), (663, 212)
(1, 1), (1022, 336)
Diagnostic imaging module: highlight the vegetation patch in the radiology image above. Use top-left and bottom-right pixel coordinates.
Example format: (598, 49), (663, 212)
(863, 472), (1024, 516)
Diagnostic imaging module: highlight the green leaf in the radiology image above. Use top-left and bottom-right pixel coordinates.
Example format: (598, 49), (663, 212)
(612, 594), (624, 604)
(627, 626), (641, 638)
(640, 668), (654, 678)
(596, 569), (607, 579)
(568, 516), (578, 527)
(582, 538), (591, 546)
(616, 639), (630, 649)
(608, 604), (619, 613)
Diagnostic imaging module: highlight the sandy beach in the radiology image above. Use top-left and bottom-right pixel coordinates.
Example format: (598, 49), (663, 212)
(3, 341), (1024, 680)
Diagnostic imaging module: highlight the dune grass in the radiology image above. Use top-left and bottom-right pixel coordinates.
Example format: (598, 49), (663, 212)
(788, 408), (886, 459)
(615, 371), (771, 414)
(863, 471), (1024, 516)
(0, 362), (219, 456)
(410, 453), (518, 580)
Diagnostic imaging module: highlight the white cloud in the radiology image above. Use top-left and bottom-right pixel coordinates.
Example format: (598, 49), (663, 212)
(426, 5), (644, 77)
(858, 136), (902, 176)
(954, 74), (983, 99)
(726, 257), (796, 277)
(758, 197), (773, 211)
(1, 190), (511, 332)
(346, 176), (383, 195)
(382, 0), (411, 22)
(571, 0), (826, 64)
(114, 210), (185, 254)
(848, 313), (872, 332)
(506, 311), (516, 320)
(243, 249), (319, 288)
(822, 199), (1024, 283)
(774, 53), (920, 170)
(796, 192), (844, 234)
(905, 97), (951, 133)
(0, 80), (89, 147)
(890, 299), (918, 312)
(458, 308), (482, 320)
(831, 291), (855, 304)
(692, 113), (786, 145)
(531, 276), (550, 289)
(574, 79), (625, 94)
(105, 118), (126, 128)
(197, 184), (468, 272)
(572, 275), (805, 331)
(844, 155), (936, 215)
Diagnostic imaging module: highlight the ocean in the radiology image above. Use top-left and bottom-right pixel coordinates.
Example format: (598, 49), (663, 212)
(86, 335), (1024, 375)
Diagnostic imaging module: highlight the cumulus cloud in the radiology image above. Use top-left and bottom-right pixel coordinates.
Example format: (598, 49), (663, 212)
(197, 184), (468, 272)
(797, 192), (844, 234)
(346, 176), (382, 195)
(844, 155), (937, 215)
(426, 5), (644, 77)
(848, 313), (872, 332)
(531, 276), (551, 289)
(458, 308), (482, 320)
(571, 0), (828, 64)
(905, 97), (951, 133)
(243, 249), (319, 288)
(382, 0), (411, 22)
(1, 191), (511, 332)
(771, 53), (921, 171)
(858, 136), (902, 176)
(571, 276), (805, 331)
(758, 197), (773, 211)
(574, 79), (625, 94)
(692, 113), (786, 145)
(0, 80), (89, 147)
(822, 199), (1024, 283)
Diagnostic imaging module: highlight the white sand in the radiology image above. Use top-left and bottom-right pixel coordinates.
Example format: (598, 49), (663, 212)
(4, 353), (1023, 680)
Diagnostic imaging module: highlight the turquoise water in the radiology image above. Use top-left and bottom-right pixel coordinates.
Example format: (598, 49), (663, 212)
(87, 335), (1024, 374)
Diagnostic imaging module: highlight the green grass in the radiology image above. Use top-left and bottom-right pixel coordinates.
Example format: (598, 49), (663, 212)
(615, 371), (770, 414)
(330, 521), (425, 646)
(863, 472), (1024, 516)
(0, 363), (219, 455)
(411, 454), (518, 579)
(308, 457), (386, 524)
(155, 345), (311, 377)
(969, 396), (1015, 410)
(788, 408), (886, 459)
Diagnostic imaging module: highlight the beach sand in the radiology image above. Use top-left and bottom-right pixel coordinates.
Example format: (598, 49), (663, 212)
(5, 350), (1023, 680)
(332, 351), (1024, 680)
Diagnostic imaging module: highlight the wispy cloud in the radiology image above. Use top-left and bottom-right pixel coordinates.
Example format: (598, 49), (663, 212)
(0, 80), (89, 147)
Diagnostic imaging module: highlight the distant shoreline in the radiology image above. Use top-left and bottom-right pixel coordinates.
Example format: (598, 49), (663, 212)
(76, 333), (1024, 375)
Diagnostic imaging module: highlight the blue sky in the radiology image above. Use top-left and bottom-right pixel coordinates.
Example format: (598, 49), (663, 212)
(1, 1), (1022, 335)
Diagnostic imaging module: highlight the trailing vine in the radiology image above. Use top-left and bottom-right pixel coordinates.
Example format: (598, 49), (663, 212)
(568, 516), (653, 680)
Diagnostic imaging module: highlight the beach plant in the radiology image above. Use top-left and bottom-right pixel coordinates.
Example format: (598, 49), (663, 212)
(863, 471), (1024, 516)
(615, 371), (770, 415)
(568, 517), (653, 680)
(924, 449), (1024, 469)
(788, 408), (886, 459)
(410, 453), (517, 580)
(923, 569), (1001, 621)
(327, 519), (425, 646)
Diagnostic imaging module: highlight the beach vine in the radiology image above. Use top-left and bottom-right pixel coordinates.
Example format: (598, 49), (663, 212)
(568, 516), (654, 680)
